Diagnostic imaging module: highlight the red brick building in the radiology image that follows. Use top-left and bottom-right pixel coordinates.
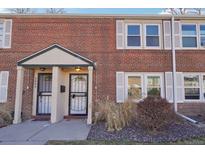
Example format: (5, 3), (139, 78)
(0, 14), (205, 124)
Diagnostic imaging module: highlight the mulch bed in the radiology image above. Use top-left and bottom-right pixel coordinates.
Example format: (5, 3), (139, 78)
(87, 121), (205, 143)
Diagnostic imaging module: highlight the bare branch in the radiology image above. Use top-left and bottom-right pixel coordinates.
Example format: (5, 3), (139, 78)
(164, 8), (204, 15)
(46, 8), (65, 14)
(7, 8), (34, 14)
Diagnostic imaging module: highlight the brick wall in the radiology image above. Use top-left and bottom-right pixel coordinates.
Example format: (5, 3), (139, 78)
(1, 17), (205, 117)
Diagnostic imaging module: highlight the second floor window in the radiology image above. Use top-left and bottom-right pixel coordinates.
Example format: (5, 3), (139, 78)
(200, 25), (205, 47)
(182, 24), (197, 48)
(0, 21), (3, 47)
(145, 25), (160, 47)
(127, 24), (141, 47)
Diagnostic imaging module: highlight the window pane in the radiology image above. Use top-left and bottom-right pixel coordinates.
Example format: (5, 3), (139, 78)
(201, 37), (205, 46)
(128, 25), (140, 35)
(127, 36), (141, 46)
(146, 36), (159, 47)
(203, 76), (205, 99)
(147, 88), (161, 96)
(0, 26), (3, 35)
(182, 25), (196, 35)
(128, 76), (142, 100)
(185, 88), (200, 100)
(182, 37), (197, 47)
(147, 76), (160, 87)
(146, 25), (159, 35)
(200, 25), (205, 35)
(184, 75), (199, 87)
(147, 76), (161, 96)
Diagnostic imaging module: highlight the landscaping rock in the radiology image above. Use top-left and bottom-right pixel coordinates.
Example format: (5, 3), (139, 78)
(87, 122), (205, 143)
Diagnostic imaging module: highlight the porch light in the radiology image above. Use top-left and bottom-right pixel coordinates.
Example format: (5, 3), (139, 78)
(40, 67), (46, 71)
(75, 66), (81, 72)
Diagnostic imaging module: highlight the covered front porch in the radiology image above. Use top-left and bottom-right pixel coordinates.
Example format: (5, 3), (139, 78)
(13, 44), (94, 124)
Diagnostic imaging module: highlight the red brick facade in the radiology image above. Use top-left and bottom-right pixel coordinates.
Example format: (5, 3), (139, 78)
(1, 16), (205, 119)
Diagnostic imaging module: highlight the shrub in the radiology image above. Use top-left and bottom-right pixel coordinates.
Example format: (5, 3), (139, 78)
(136, 96), (177, 132)
(0, 110), (12, 127)
(94, 99), (136, 132)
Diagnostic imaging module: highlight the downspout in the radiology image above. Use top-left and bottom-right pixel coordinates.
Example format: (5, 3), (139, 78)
(171, 15), (177, 112)
(171, 16), (198, 124)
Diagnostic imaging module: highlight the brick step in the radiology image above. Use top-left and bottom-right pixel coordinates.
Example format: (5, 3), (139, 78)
(64, 115), (87, 120)
(32, 115), (50, 121)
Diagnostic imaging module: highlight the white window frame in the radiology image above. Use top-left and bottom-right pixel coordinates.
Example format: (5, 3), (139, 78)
(144, 24), (161, 49)
(145, 73), (164, 98)
(125, 73), (144, 102)
(124, 73), (164, 102)
(181, 23), (198, 49)
(201, 74), (205, 101)
(183, 73), (201, 102)
(0, 20), (4, 48)
(0, 71), (9, 103)
(125, 23), (142, 49)
(199, 24), (205, 48)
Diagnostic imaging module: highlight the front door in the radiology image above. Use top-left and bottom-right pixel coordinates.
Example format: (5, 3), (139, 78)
(69, 74), (88, 115)
(37, 73), (52, 115)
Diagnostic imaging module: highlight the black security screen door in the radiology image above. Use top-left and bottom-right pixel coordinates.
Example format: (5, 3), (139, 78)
(69, 74), (88, 115)
(37, 73), (52, 115)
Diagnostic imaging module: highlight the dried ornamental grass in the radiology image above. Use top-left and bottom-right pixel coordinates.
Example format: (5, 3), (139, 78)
(0, 110), (12, 127)
(95, 99), (136, 132)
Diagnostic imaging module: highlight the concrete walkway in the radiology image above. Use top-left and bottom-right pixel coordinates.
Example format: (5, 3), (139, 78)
(0, 119), (91, 145)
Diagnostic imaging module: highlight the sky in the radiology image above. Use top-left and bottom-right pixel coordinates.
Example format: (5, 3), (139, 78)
(0, 8), (164, 14)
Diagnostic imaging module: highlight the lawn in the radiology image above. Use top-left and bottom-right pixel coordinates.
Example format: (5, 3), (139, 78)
(47, 136), (205, 145)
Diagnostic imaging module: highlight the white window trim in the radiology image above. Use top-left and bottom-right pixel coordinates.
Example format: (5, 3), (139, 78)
(0, 20), (4, 48)
(183, 73), (201, 102)
(125, 73), (144, 102)
(199, 24), (205, 49)
(201, 73), (205, 102)
(124, 72), (164, 102)
(144, 24), (161, 49)
(0, 19), (12, 49)
(181, 23), (199, 49)
(145, 73), (164, 98)
(125, 23), (142, 49)
(0, 71), (9, 103)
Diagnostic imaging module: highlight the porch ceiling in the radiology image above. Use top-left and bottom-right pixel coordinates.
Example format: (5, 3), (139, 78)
(17, 44), (94, 67)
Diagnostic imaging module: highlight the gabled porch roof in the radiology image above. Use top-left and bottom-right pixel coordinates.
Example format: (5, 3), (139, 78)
(17, 44), (95, 67)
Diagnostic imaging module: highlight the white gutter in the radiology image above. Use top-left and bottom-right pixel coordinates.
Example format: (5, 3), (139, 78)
(177, 113), (198, 124)
(171, 15), (177, 112)
(171, 16), (198, 124)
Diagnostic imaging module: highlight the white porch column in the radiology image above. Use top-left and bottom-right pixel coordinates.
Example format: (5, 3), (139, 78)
(87, 66), (93, 124)
(51, 66), (64, 123)
(13, 66), (24, 124)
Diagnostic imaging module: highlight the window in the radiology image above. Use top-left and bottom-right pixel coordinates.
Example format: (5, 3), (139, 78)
(145, 25), (160, 47)
(125, 73), (163, 101)
(0, 21), (3, 47)
(200, 25), (205, 47)
(182, 24), (197, 48)
(146, 76), (161, 96)
(0, 19), (12, 48)
(184, 74), (200, 100)
(0, 71), (9, 103)
(127, 76), (142, 100)
(127, 24), (141, 47)
(203, 75), (205, 99)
